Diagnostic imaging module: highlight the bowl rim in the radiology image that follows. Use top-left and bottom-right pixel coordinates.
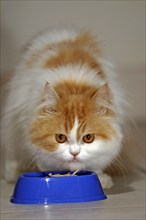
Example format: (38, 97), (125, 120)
(21, 170), (96, 179)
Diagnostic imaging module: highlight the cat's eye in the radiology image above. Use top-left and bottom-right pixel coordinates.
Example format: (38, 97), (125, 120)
(83, 134), (94, 143)
(55, 134), (67, 143)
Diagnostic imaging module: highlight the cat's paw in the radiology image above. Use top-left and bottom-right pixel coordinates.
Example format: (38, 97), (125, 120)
(4, 161), (20, 183)
(98, 173), (114, 189)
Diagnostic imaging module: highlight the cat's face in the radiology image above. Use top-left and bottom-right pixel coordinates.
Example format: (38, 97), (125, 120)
(30, 81), (122, 172)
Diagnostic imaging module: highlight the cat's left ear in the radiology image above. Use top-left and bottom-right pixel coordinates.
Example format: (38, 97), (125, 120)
(91, 83), (114, 116)
(40, 82), (60, 112)
(91, 83), (112, 102)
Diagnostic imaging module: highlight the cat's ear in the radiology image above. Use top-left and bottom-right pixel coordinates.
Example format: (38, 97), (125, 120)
(40, 82), (60, 112)
(91, 84), (114, 116)
(91, 83), (112, 102)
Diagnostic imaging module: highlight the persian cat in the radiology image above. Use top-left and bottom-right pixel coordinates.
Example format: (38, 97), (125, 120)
(2, 28), (124, 188)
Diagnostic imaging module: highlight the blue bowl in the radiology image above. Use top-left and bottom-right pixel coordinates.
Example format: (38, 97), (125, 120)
(10, 171), (107, 204)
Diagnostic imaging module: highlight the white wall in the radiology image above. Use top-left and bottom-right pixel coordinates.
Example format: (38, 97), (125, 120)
(1, 0), (145, 120)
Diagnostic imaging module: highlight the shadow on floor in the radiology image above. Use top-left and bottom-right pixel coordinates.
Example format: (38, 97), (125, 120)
(104, 173), (142, 195)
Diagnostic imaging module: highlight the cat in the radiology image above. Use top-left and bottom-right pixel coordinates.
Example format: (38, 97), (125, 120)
(1, 27), (124, 188)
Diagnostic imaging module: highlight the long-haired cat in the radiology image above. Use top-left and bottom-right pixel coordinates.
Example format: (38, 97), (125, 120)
(1, 27), (124, 188)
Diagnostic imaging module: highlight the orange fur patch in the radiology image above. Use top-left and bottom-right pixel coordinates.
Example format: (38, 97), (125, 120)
(43, 47), (103, 75)
(77, 116), (117, 141)
(27, 32), (104, 78)
(43, 33), (103, 77)
(30, 113), (65, 152)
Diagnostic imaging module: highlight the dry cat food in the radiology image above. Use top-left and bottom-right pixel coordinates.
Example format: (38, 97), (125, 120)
(48, 170), (79, 177)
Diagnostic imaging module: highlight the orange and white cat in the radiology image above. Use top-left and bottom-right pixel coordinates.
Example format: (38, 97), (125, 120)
(2, 27), (124, 188)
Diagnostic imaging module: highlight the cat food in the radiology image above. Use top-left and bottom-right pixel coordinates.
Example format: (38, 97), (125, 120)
(48, 170), (79, 177)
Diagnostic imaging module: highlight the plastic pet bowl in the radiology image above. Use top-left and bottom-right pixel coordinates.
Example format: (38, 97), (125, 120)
(10, 170), (107, 204)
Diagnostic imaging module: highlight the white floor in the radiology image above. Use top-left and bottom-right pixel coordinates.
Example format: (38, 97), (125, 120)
(1, 123), (146, 219)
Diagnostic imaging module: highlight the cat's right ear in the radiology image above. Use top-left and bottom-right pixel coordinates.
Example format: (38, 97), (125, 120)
(40, 82), (60, 113)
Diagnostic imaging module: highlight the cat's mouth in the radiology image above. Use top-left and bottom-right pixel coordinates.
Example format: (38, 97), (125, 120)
(72, 158), (78, 162)
(68, 159), (84, 171)
(65, 156), (79, 163)
(71, 156), (81, 162)
(64, 154), (82, 163)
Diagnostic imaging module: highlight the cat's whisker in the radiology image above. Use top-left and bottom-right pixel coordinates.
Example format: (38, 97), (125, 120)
(110, 157), (127, 185)
(25, 155), (42, 169)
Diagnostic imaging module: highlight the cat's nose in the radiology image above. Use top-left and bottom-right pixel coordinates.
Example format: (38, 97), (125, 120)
(70, 151), (79, 157)
(69, 145), (80, 157)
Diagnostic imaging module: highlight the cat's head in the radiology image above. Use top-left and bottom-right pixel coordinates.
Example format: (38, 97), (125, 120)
(30, 81), (122, 172)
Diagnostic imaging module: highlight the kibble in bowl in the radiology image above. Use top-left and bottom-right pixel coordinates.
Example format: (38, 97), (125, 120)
(48, 170), (79, 177)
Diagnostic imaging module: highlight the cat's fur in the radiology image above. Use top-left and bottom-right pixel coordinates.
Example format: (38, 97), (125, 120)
(1, 28), (124, 188)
